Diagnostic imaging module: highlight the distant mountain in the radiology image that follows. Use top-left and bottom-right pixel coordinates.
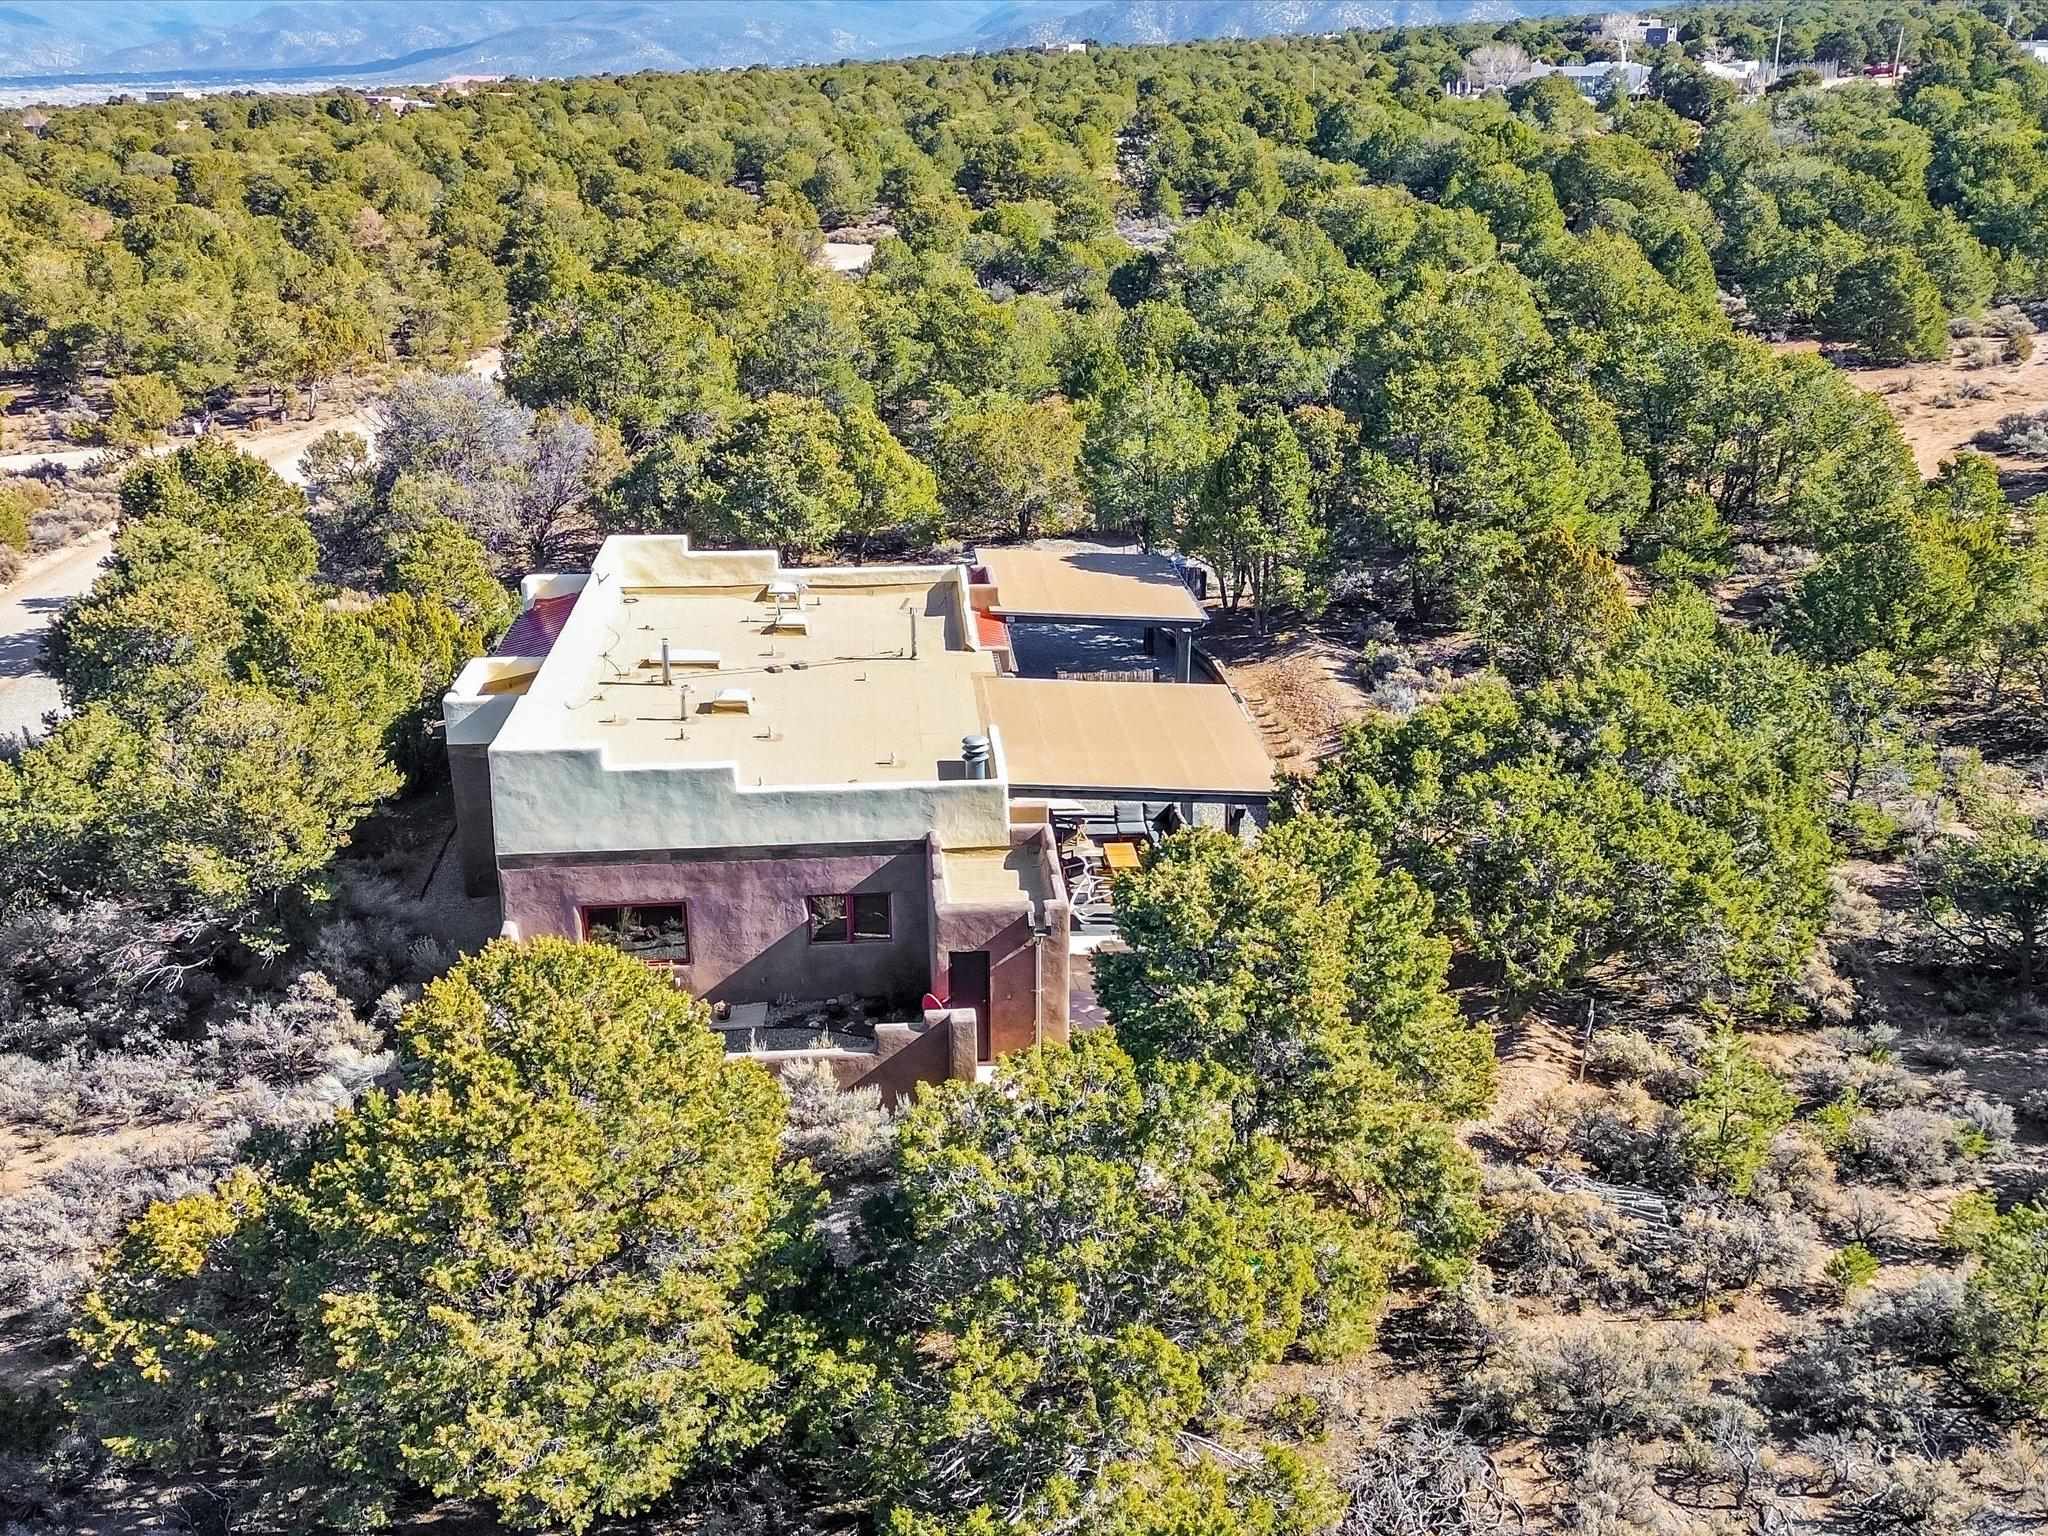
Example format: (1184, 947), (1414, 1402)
(0, 0), (1584, 86)
(0, 1), (1052, 81)
(975, 0), (1598, 49)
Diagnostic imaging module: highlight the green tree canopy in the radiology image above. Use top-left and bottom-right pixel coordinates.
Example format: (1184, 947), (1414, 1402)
(842, 1031), (1367, 1532)
(74, 939), (812, 1531)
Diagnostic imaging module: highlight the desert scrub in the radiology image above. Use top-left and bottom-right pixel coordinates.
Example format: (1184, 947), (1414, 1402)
(1466, 1322), (1747, 1442)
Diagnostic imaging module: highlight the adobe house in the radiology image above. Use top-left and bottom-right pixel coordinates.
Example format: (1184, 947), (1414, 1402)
(443, 537), (1272, 1096)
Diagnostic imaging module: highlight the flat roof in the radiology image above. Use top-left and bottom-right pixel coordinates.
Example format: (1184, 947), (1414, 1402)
(942, 844), (1051, 918)
(977, 677), (1273, 800)
(976, 545), (1206, 625)
(548, 578), (995, 785)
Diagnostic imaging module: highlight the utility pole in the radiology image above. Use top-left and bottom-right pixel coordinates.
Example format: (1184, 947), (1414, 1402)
(1893, 23), (1904, 78)
(1773, 14), (1784, 82)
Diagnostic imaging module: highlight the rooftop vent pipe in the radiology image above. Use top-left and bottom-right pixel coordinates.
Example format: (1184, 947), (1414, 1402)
(660, 638), (671, 686)
(962, 735), (992, 780)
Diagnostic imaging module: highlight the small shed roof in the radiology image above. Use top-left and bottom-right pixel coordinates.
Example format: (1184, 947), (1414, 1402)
(976, 546), (1206, 625)
(979, 678), (1272, 801)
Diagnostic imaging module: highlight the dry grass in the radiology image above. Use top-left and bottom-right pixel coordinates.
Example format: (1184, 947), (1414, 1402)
(1773, 334), (2048, 481)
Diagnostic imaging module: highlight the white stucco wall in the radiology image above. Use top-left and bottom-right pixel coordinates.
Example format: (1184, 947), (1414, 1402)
(487, 742), (1011, 857)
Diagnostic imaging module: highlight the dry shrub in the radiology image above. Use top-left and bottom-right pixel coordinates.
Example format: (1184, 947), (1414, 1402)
(1763, 1274), (1967, 1446)
(1796, 943), (1859, 1024)
(1827, 1188), (1903, 1247)
(0, 1130), (233, 1314)
(1749, 1127), (1836, 1214)
(1496, 1087), (1585, 1162)
(1563, 1440), (1674, 1536)
(1338, 1424), (1523, 1534)
(1989, 406), (2048, 457)
(309, 869), (454, 1004)
(1907, 1034), (1968, 1070)
(1836, 1107), (1987, 1187)
(0, 972), (389, 1137)
(1584, 1029), (1699, 1100)
(779, 1057), (896, 1180)
(1424, 1265), (1515, 1362)
(1798, 1053), (1936, 1112)
(1658, 1202), (1817, 1300)
(1467, 1323), (1744, 1442)
(1846, 1454), (1985, 1534)
(22, 471), (119, 554)
(1483, 1172), (1642, 1302)
(1484, 1168), (1814, 1310)
(1570, 1085), (1691, 1192)
(1985, 304), (2036, 338)
(1966, 1432), (2048, 1515)
(2019, 1084), (2048, 1126)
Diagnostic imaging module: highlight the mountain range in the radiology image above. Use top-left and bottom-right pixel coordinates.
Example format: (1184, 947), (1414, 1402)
(0, 0), (1592, 85)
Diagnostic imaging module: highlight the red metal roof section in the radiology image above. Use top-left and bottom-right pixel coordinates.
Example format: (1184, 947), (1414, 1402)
(975, 610), (1011, 649)
(494, 593), (580, 657)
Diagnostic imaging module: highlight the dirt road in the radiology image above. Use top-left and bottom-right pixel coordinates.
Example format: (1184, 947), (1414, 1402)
(0, 350), (505, 740)
(0, 529), (112, 740)
(0, 348), (502, 484)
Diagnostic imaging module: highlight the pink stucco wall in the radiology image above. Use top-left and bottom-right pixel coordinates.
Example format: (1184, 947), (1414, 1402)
(925, 828), (1071, 1061)
(498, 844), (936, 1006)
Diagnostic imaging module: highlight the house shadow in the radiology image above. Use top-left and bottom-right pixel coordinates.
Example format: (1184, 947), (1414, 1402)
(0, 597), (66, 680)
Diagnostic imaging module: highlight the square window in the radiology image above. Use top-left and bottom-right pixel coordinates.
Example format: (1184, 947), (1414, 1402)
(807, 894), (849, 943)
(807, 892), (892, 943)
(849, 892), (891, 941)
(582, 902), (689, 963)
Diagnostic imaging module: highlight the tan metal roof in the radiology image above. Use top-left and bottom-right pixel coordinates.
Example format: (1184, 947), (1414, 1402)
(979, 678), (1273, 799)
(977, 546), (1206, 624)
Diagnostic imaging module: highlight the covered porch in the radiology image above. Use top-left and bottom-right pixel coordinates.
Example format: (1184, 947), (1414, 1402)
(978, 675), (1277, 927)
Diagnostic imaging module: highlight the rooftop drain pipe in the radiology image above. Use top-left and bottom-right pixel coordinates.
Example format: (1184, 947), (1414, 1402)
(962, 735), (992, 780)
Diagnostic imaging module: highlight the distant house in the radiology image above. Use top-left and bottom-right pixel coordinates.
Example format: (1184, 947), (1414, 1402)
(1554, 61), (1652, 97)
(1453, 59), (1652, 100)
(1601, 12), (1667, 44)
(1040, 40), (1087, 54)
(2028, 40), (2048, 66)
(1701, 57), (1765, 90)
(444, 537), (1270, 1096)
(365, 94), (432, 115)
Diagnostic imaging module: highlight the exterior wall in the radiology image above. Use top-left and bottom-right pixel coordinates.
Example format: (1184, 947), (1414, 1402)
(498, 842), (937, 1007)
(488, 742), (1013, 861)
(934, 907), (1040, 1058)
(740, 1008), (977, 1107)
(1031, 830), (1072, 1047)
(449, 745), (498, 897)
(925, 828), (1070, 1061)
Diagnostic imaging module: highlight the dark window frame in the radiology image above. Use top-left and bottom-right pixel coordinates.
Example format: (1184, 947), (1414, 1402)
(579, 901), (691, 965)
(806, 891), (892, 944)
